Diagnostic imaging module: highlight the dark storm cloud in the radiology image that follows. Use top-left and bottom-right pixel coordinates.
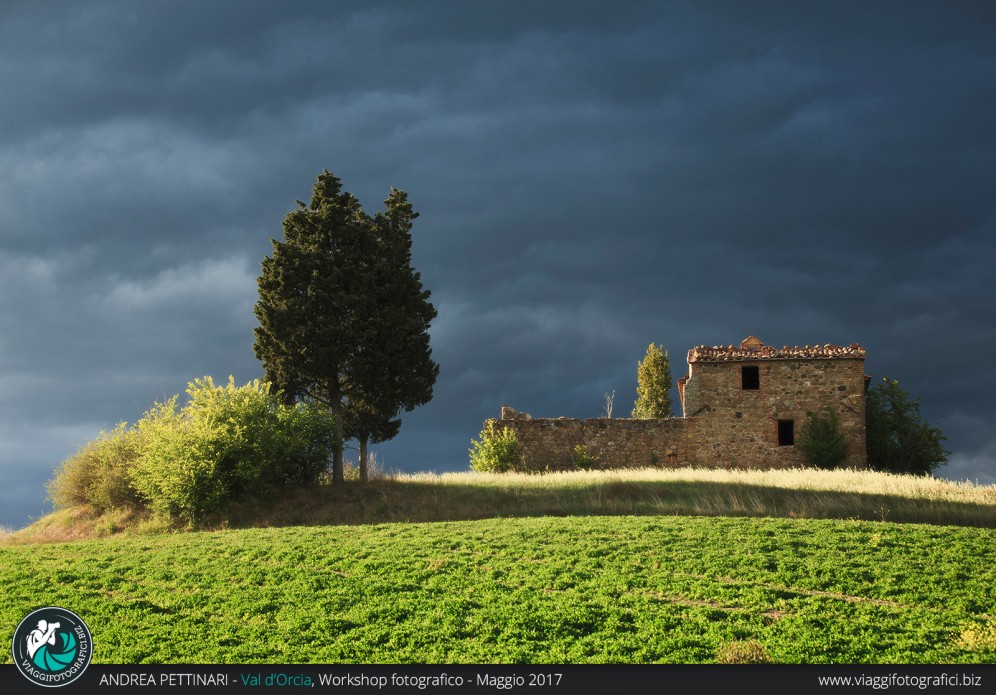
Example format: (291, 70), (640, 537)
(1, 1), (994, 527)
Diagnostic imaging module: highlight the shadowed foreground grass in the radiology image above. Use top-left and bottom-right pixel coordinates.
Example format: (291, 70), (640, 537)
(7, 467), (996, 544)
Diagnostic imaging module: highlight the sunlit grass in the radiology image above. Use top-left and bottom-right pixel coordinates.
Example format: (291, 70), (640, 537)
(3, 507), (175, 545)
(6, 466), (995, 546)
(359, 467), (996, 528)
(1, 516), (994, 663)
(404, 467), (995, 504)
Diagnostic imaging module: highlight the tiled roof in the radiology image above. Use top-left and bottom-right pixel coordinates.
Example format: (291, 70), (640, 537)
(688, 337), (866, 363)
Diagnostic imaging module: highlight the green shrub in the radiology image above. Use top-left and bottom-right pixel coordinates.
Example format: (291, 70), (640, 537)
(130, 394), (228, 521)
(797, 410), (848, 469)
(570, 444), (601, 470)
(48, 376), (337, 524)
(274, 401), (338, 485)
(47, 423), (146, 513)
(866, 377), (949, 475)
(469, 422), (523, 473)
(130, 377), (336, 522)
(179, 377), (332, 496)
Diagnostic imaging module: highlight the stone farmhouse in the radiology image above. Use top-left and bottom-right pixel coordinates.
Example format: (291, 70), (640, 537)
(490, 336), (869, 470)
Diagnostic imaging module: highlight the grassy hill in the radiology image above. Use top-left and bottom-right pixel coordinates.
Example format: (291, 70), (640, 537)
(1, 514), (995, 664)
(6, 467), (996, 545)
(1, 468), (995, 664)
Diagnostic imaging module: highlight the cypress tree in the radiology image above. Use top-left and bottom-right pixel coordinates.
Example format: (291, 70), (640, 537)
(632, 342), (673, 419)
(345, 188), (438, 481)
(253, 171), (437, 483)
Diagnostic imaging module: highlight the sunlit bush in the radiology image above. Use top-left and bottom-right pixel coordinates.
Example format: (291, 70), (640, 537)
(469, 421), (524, 473)
(48, 423), (146, 513)
(49, 377), (336, 523)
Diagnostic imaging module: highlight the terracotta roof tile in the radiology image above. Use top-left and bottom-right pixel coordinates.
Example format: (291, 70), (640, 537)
(688, 338), (866, 363)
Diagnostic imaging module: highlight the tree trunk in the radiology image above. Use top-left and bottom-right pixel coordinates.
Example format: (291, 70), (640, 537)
(331, 396), (344, 483)
(359, 435), (369, 482)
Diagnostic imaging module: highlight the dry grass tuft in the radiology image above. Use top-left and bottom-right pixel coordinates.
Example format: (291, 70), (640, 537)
(716, 639), (772, 664)
(956, 621), (996, 652)
(1, 507), (175, 545)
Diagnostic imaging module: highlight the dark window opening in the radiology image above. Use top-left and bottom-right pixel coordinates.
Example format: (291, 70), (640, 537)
(741, 366), (760, 390)
(778, 419), (794, 446)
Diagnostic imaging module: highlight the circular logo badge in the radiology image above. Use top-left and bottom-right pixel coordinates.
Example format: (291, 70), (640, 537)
(12, 607), (92, 688)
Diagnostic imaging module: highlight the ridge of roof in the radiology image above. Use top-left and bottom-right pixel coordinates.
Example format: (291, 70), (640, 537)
(688, 338), (866, 363)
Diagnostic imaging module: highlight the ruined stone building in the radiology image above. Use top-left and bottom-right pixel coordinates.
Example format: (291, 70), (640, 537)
(489, 336), (869, 470)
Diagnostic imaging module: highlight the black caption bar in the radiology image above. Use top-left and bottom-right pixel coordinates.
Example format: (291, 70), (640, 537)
(0, 664), (992, 695)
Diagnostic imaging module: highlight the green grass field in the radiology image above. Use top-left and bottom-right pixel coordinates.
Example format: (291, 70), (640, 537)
(2, 514), (995, 664)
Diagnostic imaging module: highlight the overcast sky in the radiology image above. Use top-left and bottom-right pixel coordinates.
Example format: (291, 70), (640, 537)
(1, 1), (994, 529)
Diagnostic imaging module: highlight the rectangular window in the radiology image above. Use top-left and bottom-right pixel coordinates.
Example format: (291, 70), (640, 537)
(778, 419), (794, 446)
(741, 366), (760, 390)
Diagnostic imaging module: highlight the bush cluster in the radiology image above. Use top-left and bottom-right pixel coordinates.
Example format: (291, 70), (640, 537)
(796, 410), (848, 469)
(865, 377), (949, 475)
(570, 445), (601, 470)
(469, 421), (524, 473)
(48, 377), (335, 523)
(47, 423), (147, 512)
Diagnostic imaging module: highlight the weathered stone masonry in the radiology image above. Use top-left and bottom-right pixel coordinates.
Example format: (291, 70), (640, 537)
(488, 336), (869, 471)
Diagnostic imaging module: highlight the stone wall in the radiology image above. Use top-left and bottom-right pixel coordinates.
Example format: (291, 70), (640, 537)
(484, 339), (868, 472)
(491, 407), (694, 471)
(681, 357), (867, 469)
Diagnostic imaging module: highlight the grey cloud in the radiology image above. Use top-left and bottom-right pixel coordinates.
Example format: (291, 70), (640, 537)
(0, 1), (993, 528)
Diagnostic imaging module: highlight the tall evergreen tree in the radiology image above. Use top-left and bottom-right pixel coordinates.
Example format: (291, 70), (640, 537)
(253, 171), (370, 482)
(345, 188), (438, 481)
(632, 342), (673, 418)
(253, 171), (437, 483)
